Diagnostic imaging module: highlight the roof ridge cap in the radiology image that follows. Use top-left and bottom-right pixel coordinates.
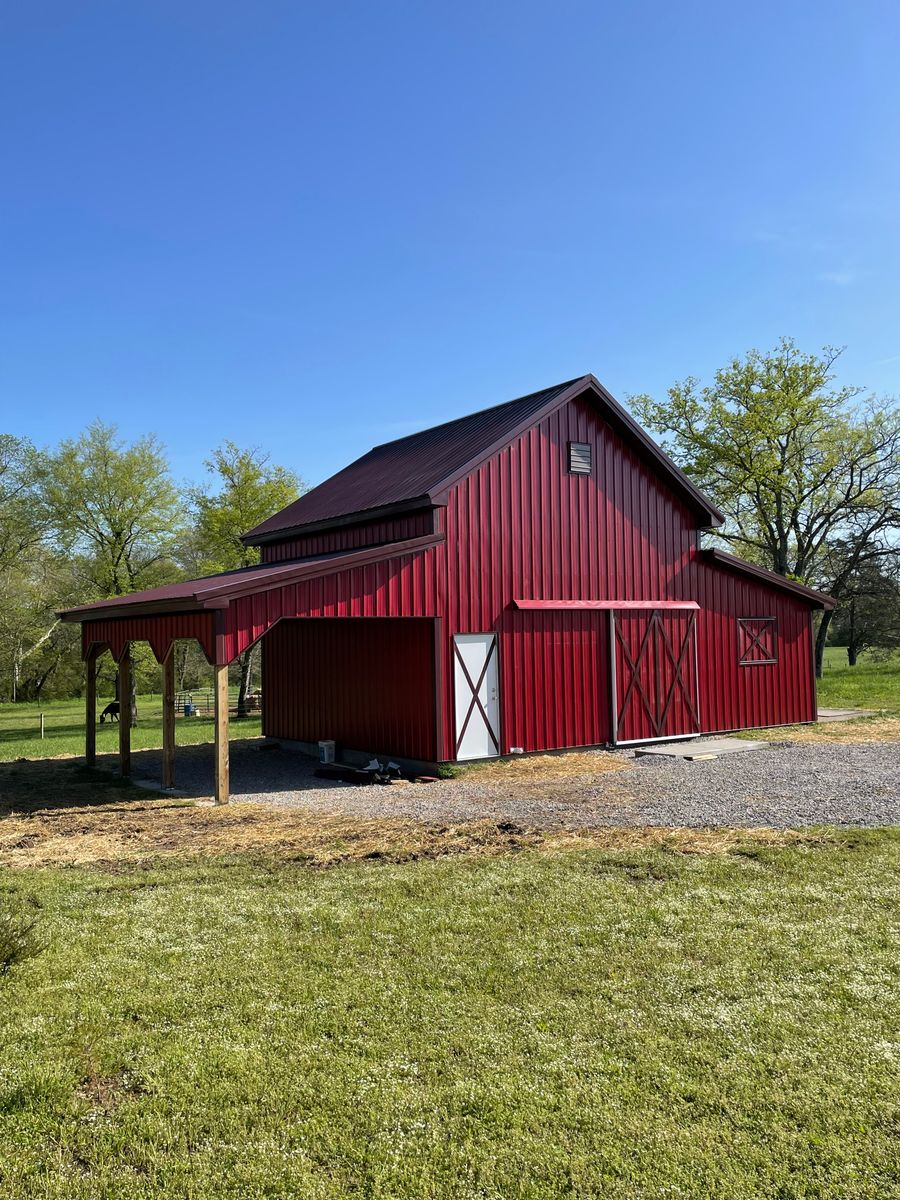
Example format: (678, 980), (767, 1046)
(367, 375), (590, 452)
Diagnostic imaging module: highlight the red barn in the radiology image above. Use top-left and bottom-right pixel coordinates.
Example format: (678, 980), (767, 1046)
(61, 375), (833, 801)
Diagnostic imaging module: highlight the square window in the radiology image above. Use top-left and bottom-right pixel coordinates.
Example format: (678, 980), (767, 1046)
(568, 441), (592, 475)
(738, 617), (777, 665)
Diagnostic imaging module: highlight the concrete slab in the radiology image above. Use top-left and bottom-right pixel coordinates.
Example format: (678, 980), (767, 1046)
(132, 777), (187, 797)
(817, 708), (879, 723)
(634, 737), (769, 761)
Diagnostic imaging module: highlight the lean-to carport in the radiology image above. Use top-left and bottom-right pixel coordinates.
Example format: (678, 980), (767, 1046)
(59, 534), (442, 802)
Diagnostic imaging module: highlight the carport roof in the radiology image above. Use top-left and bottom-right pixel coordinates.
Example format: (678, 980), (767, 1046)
(57, 533), (441, 623)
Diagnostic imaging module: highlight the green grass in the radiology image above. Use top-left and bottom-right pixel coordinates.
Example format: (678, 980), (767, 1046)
(0, 695), (261, 762)
(817, 647), (900, 712)
(1, 835), (899, 1198)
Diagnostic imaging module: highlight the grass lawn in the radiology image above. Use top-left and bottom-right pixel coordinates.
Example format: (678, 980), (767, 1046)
(817, 647), (900, 712)
(0, 695), (261, 762)
(0, 831), (898, 1198)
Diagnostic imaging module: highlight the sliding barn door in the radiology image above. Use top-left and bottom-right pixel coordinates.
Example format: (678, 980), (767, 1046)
(453, 633), (500, 760)
(611, 610), (701, 744)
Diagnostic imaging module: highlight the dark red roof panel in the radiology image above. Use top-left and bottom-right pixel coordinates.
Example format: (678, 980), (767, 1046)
(244, 378), (585, 540)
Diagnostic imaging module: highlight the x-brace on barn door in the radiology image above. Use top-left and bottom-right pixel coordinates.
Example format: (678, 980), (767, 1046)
(611, 609), (701, 745)
(453, 633), (500, 760)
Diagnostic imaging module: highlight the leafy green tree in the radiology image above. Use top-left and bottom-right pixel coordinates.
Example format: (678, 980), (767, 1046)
(829, 560), (900, 666)
(630, 339), (900, 675)
(42, 422), (184, 721)
(0, 549), (82, 701)
(190, 442), (302, 716)
(0, 434), (45, 571)
(43, 422), (183, 599)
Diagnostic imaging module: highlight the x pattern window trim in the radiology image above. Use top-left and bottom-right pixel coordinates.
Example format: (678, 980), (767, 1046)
(738, 617), (777, 665)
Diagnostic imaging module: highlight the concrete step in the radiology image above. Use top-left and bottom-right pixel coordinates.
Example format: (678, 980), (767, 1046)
(634, 737), (769, 761)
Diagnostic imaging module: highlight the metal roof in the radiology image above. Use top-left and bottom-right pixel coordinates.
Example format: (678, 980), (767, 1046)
(243, 375), (725, 543)
(244, 378), (581, 541)
(704, 548), (835, 609)
(58, 534), (441, 622)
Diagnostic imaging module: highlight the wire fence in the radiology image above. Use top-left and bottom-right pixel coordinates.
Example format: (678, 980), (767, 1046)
(174, 689), (262, 717)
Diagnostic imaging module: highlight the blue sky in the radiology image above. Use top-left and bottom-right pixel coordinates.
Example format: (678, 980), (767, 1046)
(1, 1), (899, 490)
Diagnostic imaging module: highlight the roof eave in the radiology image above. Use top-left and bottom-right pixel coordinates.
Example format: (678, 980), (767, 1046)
(59, 598), (213, 622)
(241, 497), (433, 546)
(704, 548), (836, 609)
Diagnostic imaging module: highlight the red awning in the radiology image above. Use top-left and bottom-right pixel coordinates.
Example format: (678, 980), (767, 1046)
(514, 599), (699, 610)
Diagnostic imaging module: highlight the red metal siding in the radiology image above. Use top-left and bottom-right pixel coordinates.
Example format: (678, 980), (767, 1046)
(499, 608), (613, 752)
(263, 618), (437, 761)
(261, 510), (436, 562)
(81, 612), (216, 663)
(221, 544), (444, 663)
(437, 394), (816, 758)
(692, 566), (816, 735)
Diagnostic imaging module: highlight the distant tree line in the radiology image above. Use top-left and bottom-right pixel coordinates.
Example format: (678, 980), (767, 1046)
(632, 338), (900, 676)
(0, 425), (302, 707)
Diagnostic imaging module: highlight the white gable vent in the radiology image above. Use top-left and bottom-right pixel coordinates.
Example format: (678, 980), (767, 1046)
(568, 441), (592, 475)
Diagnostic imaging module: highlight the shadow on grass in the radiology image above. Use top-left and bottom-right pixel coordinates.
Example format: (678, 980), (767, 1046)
(0, 759), (160, 816)
(0, 740), (341, 810)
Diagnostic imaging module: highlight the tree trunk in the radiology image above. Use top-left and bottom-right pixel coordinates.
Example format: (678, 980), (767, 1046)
(115, 653), (139, 724)
(814, 609), (834, 678)
(237, 647), (254, 718)
(175, 642), (189, 692)
(847, 599), (858, 666)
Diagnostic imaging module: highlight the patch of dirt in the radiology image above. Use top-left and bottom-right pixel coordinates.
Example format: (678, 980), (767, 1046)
(77, 1061), (146, 1113)
(0, 759), (143, 815)
(455, 750), (628, 782)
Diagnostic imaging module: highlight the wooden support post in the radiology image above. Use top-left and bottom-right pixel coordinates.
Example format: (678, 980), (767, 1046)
(214, 662), (229, 804)
(85, 647), (98, 766)
(118, 646), (132, 778)
(162, 648), (176, 790)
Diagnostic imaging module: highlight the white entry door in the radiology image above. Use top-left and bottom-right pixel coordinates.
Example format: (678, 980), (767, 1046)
(453, 633), (500, 760)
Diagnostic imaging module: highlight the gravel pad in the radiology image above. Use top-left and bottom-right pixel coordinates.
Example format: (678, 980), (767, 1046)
(99, 739), (900, 829)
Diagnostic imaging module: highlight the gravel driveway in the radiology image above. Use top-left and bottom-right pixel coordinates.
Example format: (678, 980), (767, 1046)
(101, 738), (900, 829)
